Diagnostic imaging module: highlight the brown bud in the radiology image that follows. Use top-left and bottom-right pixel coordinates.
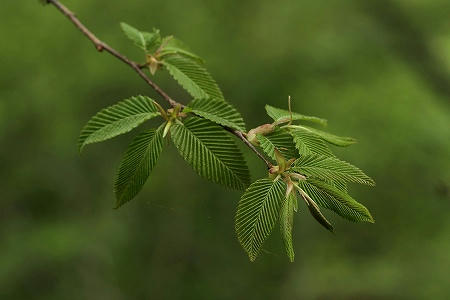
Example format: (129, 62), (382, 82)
(269, 165), (280, 174)
(246, 123), (275, 146)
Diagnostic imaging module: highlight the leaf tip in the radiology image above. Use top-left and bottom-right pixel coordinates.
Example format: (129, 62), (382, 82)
(78, 142), (86, 154)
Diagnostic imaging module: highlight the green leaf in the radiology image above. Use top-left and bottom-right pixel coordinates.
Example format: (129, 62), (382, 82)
(120, 22), (161, 53)
(186, 98), (246, 131)
(305, 200), (334, 232)
(162, 55), (224, 101)
(297, 186), (334, 232)
(292, 154), (375, 186)
(159, 37), (204, 63)
(300, 180), (374, 223)
(289, 128), (333, 157)
(280, 192), (296, 262)
(235, 178), (286, 261)
(256, 129), (298, 161)
(295, 125), (356, 147)
(78, 95), (160, 151)
(329, 179), (348, 193)
(171, 117), (250, 190)
(114, 125), (164, 208)
(265, 105), (327, 126)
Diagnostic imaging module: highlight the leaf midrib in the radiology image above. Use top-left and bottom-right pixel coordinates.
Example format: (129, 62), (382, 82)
(84, 113), (157, 143)
(117, 131), (160, 203)
(178, 123), (246, 188)
(247, 180), (280, 255)
(163, 60), (206, 97)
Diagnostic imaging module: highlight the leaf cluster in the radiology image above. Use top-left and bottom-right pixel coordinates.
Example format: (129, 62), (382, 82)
(79, 22), (375, 262)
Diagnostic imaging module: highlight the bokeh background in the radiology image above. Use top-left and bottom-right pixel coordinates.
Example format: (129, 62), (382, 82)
(1, 0), (449, 299)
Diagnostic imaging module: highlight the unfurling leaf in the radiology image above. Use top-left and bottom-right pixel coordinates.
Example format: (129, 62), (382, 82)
(78, 95), (160, 151)
(171, 117), (250, 190)
(235, 178), (286, 261)
(265, 105), (327, 126)
(292, 154), (375, 186)
(162, 55), (224, 101)
(187, 98), (246, 131)
(120, 22), (161, 53)
(280, 192), (296, 262)
(114, 125), (164, 208)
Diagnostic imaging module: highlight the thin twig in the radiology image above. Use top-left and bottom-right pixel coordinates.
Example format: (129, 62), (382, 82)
(45, 0), (272, 169)
(46, 0), (178, 107)
(228, 129), (273, 168)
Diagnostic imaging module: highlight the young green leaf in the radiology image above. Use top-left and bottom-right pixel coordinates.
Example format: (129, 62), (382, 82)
(300, 179), (374, 223)
(186, 98), (246, 132)
(256, 129), (298, 161)
(162, 55), (224, 101)
(235, 178), (286, 261)
(159, 37), (204, 63)
(293, 125), (356, 147)
(265, 105), (327, 126)
(292, 154), (375, 186)
(170, 117), (250, 190)
(114, 126), (164, 208)
(280, 192), (296, 262)
(120, 22), (161, 53)
(289, 128), (334, 157)
(78, 96), (160, 151)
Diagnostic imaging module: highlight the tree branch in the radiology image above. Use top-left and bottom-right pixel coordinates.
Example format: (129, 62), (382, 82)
(45, 0), (272, 169)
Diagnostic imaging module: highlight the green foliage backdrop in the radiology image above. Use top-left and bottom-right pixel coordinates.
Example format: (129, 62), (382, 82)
(0, 0), (449, 299)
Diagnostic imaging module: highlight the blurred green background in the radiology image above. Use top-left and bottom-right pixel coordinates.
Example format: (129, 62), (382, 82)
(1, 0), (449, 299)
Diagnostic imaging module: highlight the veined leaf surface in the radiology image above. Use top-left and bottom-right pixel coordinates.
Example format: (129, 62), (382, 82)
(187, 98), (246, 131)
(235, 178), (286, 261)
(160, 37), (204, 63)
(78, 95), (160, 151)
(120, 22), (161, 52)
(171, 117), (250, 190)
(300, 180), (374, 223)
(292, 155), (375, 186)
(162, 55), (224, 101)
(289, 128), (333, 157)
(256, 129), (298, 161)
(114, 125), (164, 208)
(296, 125), (356, 147)
(280, 192), (296, 262)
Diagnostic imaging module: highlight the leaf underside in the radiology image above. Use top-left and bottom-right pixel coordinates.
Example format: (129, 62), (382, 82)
(187, 98), (246, 131)
(78, 95), (160, 151)
(162, 55), (224, 101)
(235, 178), (286, 261)
(114, 125), (164, 208)
(171, 117), (250, 190)
(280, 192), (296, 262)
